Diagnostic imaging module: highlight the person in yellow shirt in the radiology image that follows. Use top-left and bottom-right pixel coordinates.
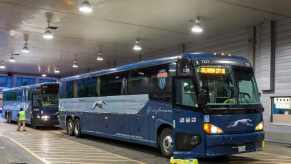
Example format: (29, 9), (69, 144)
(17, 108), (26, 131)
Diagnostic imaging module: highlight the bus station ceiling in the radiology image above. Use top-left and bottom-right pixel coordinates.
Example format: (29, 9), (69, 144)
(0, 0), (291, 76)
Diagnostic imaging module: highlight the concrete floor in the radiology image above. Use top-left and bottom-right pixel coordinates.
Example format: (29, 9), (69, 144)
(0, 120), (291, 164)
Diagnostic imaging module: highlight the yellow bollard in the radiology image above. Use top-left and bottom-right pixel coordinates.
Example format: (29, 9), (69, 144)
(169, 157), (199, 164)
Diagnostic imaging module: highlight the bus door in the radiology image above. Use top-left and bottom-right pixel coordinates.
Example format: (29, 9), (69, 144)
(172, 77), (205, 158)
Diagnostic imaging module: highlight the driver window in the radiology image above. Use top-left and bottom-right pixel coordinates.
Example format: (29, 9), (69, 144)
(238, 80), (257, 104)
(175, 79), (197, 107)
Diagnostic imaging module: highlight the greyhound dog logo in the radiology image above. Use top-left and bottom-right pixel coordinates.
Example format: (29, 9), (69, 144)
(228, 119), (253, 128)
(157, 70), (168, 90)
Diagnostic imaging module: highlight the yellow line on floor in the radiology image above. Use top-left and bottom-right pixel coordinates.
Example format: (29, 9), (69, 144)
(0, 124), (146, 164)
(0, 135), (50, 164)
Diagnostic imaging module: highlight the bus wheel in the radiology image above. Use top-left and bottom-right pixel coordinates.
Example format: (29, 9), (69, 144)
(74, 119), (81, 137)
(6, 112), (11, 123)
(66, 118), (74, 136)
(159, 128), (173, 157)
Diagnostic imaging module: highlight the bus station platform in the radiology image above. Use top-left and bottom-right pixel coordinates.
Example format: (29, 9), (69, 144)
(0, 119), (291, 164)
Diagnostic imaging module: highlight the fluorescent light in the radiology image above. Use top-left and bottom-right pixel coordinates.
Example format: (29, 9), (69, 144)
(79, 0), (93, 14)
(43, 29), (54, 40)
(41, 74), (47, 77)
(9, 56), (15, 63)
(133, 39), (142, 52)
(191, 17), (203, 34)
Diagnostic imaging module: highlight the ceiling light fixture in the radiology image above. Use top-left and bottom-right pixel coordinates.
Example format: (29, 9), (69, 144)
(79, 0), (93, 14)
(42, 12), (58, 40)
(43, 29), (54, 40)
(72, 60), (79, 68)
(96, 50), (104, 61)
(9, 56), (16, 63)
(133, 39), (142, 52)
(21, 42), (30, 54)
(191, 16), (203, 34)
(41, 73), (47, 77)
(0, 61), (6, 69)
(96, 56), (104, 61)
(54, 67), (60, 74)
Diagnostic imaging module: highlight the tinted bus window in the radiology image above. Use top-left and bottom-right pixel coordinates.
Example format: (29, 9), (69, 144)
(59, 83), (66, 98)
(4, 91), (17, 101)
(28, 89), (33, 101)
(175, 78), (197, 107)
(77, 79), (87, 97)
(66, 81), (74, 98)
(16, 90), (22, 101)
(150, 77), (172, 102)
(128, 71), (149, 95)
(100, 73), (127, 96)
(77, 77), (97, 97)
(87, 77), (97, 97)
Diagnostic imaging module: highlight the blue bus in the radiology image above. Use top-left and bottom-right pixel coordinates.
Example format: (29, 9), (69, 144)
(58, 52), (264, 158)
(2, 82), (59, 127)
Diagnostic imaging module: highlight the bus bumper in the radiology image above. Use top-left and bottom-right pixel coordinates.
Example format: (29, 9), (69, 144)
(205, 131), (264, 157)
(31, 118), (59, 127)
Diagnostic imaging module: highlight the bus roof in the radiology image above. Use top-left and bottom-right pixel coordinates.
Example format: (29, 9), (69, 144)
(61, 52), (251, 82)
(2, 82), (59, 92)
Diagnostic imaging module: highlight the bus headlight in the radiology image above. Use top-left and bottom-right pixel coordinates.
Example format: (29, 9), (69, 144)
(203, 123), (223, 135)
(41, 115), (50, 121)
(255, 122), (264, 131)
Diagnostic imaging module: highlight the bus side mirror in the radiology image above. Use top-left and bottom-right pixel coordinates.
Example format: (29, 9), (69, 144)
(198, 89), (208, 108)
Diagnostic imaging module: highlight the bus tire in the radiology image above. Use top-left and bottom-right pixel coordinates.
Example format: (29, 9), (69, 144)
(159, 128), (173, 157)
(74, 119), (82, 137)
(6, 112), (11, 123)
(66, 118), (74, 136)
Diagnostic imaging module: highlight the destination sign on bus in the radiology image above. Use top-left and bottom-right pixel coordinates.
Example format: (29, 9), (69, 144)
(198, 67), (226, 75)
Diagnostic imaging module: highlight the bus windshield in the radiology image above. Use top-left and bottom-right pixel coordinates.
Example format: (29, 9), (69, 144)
(198, 66), (259, 105)
(42, 94), (58, 107)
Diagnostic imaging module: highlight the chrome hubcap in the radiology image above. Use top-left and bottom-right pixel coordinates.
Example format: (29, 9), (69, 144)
(74, 123), (79, 135)
(162, 135), (173, 153)
(68, 121), (73, 133)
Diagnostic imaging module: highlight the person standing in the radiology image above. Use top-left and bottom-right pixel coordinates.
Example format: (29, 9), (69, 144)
(17, 108), (26, 131)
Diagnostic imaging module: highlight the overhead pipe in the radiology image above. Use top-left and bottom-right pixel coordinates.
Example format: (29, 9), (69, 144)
(263, 20), (276, 94)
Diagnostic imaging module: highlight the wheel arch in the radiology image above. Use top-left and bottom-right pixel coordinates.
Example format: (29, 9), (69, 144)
(156, 124), (173, 146)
